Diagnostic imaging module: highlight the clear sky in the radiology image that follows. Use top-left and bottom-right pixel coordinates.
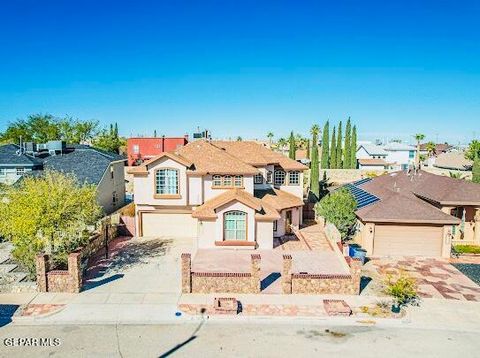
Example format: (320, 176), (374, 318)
(0, 0), (479, 144)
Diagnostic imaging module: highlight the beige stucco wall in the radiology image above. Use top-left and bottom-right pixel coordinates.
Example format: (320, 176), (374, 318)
(133, 157), (187, 206)
(274, 207), (301, 237)
(96, 161), (126, 214)
(256, 221), (274, 249)
(188, 176), (203, 205)
(197, 220), (216, 249)
(254, 164), (275, 190)
(279, 172), (304, 198)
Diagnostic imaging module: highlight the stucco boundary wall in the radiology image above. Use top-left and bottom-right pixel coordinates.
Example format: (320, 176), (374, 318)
(319, 169), (393, 185)
(36, 251), (82, 293)
(182, 253), (261, 294)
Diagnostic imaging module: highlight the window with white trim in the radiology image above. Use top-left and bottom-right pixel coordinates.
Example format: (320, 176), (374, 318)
(0, 168), (5, 176)
(274, 170), (285, 186)
(254, 173), (263, 184)
(213, 175), (222, 187)
(224, 211), (247, 241)
(266, 171), (273, 184)
(132, 144), (140, 154)
(234, 175), (243, 187)
(273, 220), (278, 231)
(223, 175), (232, 187)
(155, 168), (179, 195)
(288, 171), (300, 185)
(112, 191), (118, 204)
(16, 168), (25, 176)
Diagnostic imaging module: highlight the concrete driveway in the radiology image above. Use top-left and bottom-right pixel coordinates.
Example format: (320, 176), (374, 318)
(361, 257), (480, 301)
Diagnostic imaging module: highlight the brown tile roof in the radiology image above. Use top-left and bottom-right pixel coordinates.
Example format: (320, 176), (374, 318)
(419, 143), (452, 153)
(175, 140), (259, 175)
(358, 158), (388, 166)
(355, 170), (480, 223)
(254, 188), (304, 211)
(192, 189), (280, 221)
(212, 141), (308, 171)
(433, 152), (473, 171)
(127, 152), (193, 174)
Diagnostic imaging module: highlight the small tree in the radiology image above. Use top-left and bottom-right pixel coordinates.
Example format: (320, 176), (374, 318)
(310, 125), (320, 200)
(288, 131), (296, 159)
(314, 188), (357, 238)
(384, 271), (418, 308)
(267, 132), (274, 144)
(350, 125), (357, 168)
(321, 120), (330, 169)
(414, 133), (425, 167)
(344, 117), (351, 169)
(92, 122), (126, 154)
(465, 140), (480, 161)
(0, 171), (102, 276)
(473, 155), (480, 184)
(330, 126), (337, 169)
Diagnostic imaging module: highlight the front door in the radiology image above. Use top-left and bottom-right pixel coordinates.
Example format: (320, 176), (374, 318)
(285, 210), (292, 234)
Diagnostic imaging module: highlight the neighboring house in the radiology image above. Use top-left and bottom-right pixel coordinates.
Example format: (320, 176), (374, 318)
(382, 142), (416, 170)
(1, 142), (126, 214)
(0, 144), (43, 184)
(433, 152), (473, 171)
(348, 171), (480, 258)
(127, 136), (189, 166)
(356, 144), (390, 170)
(129, 140), (308, 249)
(419, 143), (452, 156)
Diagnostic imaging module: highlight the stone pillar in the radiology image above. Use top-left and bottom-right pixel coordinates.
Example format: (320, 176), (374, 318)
(282, 254), (292, 294)
(250, 254), (261, 294)
(181, 253), (192, 293)
(474, 208), (480, 245)
(348, 257), (362, 295)
(68, 252), (82, 293)
(35, 254), (49, 292)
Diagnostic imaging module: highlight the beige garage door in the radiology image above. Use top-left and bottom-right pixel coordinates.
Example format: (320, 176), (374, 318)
(373, 225), (443, 257)
(141, 213), (198, 238)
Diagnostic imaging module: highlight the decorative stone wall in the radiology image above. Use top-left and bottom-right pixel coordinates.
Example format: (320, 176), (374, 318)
(81, 223), (119, 258)
(282, 255), (362, 295)
(182, 253), (262, 294)
(35, 251), (82, 293)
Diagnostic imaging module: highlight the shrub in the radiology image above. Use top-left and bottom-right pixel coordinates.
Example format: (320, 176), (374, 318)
(0, 171), (102, 276)
(384, 271), (418, 307)
(314, 188), (357, 238)
(453, 245), (480, 254)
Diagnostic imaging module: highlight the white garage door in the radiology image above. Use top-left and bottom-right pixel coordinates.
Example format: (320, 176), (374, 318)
(373, 225), (443, 257)
(141, 213), (198, 238)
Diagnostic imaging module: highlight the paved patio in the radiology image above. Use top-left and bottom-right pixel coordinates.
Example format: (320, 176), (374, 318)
(362, 257), (480, 301)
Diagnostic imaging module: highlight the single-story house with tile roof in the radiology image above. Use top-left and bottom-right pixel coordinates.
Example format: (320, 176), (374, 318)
(433, 151), (473, 171)
(348, 170), (480, 258)
(129, 139), (308, 249)
(1, 142), (126, 214)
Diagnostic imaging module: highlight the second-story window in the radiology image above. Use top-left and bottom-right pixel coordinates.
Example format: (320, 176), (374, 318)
(0, 168), (6, 176)
(133, 144), (140, 154)
(288, 171), (300, 185)
(223, 175), (233, 187)
(254, 173), (263, 184)
(16, 168), (25, 176)
(155, 168), (179, 195)
(266, 171), (273, 184)
(234, 175), (243, 187)
(274, 170), (285, 186)
(213, 175), (222, 187)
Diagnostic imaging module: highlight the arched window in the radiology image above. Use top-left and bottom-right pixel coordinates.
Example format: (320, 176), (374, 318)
(224, 211), (247, 241)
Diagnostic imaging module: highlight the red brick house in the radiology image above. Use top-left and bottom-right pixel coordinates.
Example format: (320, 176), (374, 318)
(127, 136), (189, 166)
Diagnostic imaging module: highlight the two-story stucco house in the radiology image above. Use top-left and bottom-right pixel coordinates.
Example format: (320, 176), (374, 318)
(129, 140), (308, 249)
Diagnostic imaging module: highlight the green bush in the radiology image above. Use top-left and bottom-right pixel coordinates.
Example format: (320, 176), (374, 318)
(384, 271), (418, 307)
(314, 188), (357, 238)
(453, 245), (480, 254)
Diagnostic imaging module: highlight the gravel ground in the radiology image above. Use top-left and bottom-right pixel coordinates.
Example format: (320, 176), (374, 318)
(452, 263), (480, 285)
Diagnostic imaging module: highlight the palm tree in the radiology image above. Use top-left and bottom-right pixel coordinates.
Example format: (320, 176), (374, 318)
(267, 132), (274, 144)
(425, 141), (436, 157)
(414, 133), (426, 168)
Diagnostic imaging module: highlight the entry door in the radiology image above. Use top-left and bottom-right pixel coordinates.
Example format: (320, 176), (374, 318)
(285, 210), (292, 234)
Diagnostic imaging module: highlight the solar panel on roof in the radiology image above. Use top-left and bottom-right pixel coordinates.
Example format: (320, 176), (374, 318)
(353, 178), (372, 186)
(343, 183), (380, 209)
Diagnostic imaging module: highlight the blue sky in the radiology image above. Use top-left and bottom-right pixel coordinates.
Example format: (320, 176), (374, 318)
(0, 0), (479, 144)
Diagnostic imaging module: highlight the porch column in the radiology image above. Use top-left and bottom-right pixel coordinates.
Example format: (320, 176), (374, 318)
(250, 254), (261, 294)
(475, 208), (480, 245)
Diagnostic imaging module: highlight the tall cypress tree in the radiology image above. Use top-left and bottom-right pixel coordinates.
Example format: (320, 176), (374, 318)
(310, 125), (320, 199)
(321, 121), (329, 169)
(336, 121), (343, 169)
(350, 125), (357, 169)
(306, 139), (310, 159)
(288, 131), (296, 159)
(330, 126), (337, 169)
(344, 117), (351, 169)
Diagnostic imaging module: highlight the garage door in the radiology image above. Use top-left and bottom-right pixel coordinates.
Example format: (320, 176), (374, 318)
(373, 225), (443, 257)
(141, 212), (198, 238)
